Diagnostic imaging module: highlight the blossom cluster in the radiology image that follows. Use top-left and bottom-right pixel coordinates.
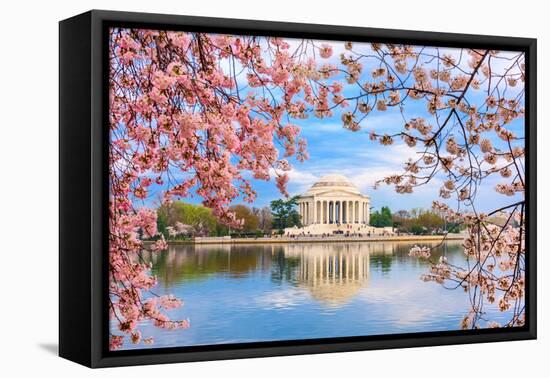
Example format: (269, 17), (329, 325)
(108, 29), (351, 348)
(411, 202), (525, 329)
(108, 31), (527, 345)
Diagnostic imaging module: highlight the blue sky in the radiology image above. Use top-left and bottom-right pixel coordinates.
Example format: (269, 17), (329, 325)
(123, 37), (525, 214)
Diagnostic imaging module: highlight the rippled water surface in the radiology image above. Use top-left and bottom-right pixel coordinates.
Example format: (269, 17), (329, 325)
(116, 241), (510, 350)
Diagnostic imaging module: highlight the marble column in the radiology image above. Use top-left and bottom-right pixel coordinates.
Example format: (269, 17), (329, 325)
(345, 201), (349, 224)
(342, 200), (346, 223)
(314, 200), (317, 224)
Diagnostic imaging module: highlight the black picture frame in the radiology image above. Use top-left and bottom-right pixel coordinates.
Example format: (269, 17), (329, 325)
(59, 9), (537, 368)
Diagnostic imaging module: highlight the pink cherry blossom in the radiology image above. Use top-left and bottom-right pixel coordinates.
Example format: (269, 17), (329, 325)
(319, 44), (333, 59)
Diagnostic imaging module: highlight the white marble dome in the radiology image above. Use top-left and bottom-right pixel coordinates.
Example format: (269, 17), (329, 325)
(304, 174), (361, 195)
(295, 173), (371, 228)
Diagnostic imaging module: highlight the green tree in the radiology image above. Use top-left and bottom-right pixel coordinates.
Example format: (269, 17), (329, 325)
(392, 209), (411, 230)
(156, 207), (169, 238)
(417, 211), (444, 231)
(369, 206), (393, 227)
(411, 224), (425, 235)
(270, 196), (301, 231)
(391, 208), (446, 234)
(380, 206), (392, 227)
(231, 204), (260, 232)
(157, 201), (218, 237)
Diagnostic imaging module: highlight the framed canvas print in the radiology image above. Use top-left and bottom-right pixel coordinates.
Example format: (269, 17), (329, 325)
(59, 10), (537, 368)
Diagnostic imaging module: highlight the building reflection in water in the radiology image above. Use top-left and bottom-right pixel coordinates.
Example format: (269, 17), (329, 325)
(281, 243), (371, 307)
(138, 242), (428, 305)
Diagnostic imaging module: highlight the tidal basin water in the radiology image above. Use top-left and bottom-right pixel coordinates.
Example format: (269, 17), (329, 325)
(117, 240), (510, 350)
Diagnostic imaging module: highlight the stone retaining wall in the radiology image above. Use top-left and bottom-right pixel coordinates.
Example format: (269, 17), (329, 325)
(191, 233), (464, 244)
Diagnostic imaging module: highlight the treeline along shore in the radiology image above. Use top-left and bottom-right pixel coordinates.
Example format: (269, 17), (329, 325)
(145, 233), (464, 245)
(156, 200), (477, 241)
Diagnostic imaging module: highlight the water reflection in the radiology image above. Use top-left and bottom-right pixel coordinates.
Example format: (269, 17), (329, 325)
(142, 244), (272, 286)
(285, 243), (370, 306)
(121, 241), (505, 350)
(141, 241), (448, 304)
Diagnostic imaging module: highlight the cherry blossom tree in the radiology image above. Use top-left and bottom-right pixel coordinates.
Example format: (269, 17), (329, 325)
(108, 28), (335, 349)
(108, 27), (526, 349)
(335, 44), (526, 329)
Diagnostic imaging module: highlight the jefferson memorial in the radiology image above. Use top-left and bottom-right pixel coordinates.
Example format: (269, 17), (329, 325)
(285, 174), (387, 236)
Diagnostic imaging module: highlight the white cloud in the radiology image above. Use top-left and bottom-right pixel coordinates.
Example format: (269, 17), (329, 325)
(268, 166), (319, 196)
(361, 142), (420, 166)
(279, 138), (446, 211)
(302, 122), (348, 134)
(287, 168), (319, 186)
(256, 288), (309, 310)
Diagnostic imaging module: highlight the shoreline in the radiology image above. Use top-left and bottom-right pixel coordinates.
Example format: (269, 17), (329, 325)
(160, 233), (464, 245)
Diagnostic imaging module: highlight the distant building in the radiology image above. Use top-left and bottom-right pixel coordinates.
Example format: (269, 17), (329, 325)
(286, 174), (391, 236)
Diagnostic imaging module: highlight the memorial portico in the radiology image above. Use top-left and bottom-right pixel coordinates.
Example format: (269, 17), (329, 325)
(288, 174), (377, 235)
